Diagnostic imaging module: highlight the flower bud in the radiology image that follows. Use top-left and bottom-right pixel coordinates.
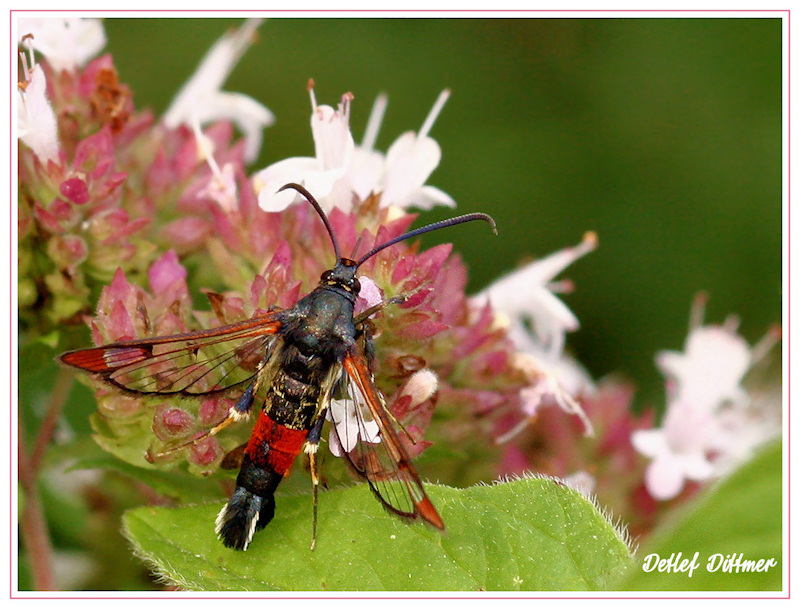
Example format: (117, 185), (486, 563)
(60, 176), (90, 205)
(47, 234), (88, 269)
(188, 436), (222, 467)
(153, 405), (194, 441)
(401, 369), (438, 408)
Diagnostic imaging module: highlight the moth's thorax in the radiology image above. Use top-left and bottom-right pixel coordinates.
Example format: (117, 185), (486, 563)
(280, 274), (358, 363)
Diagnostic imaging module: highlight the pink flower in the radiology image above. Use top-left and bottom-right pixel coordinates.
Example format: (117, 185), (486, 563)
(355, 275), (384, 313)
(148, 250), (188, 301)
(153, 406), (194, 441)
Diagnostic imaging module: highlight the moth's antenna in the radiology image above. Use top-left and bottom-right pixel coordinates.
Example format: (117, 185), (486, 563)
(278, 183), (342, 260)
(356, 213), (497, 267)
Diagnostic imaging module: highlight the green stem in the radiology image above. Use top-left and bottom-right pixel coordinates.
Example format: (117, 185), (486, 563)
(30, 367), (73, 474)
(18, 425), (55, 591)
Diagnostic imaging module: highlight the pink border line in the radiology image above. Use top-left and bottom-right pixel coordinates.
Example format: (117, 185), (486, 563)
(787, 8), (792, 601)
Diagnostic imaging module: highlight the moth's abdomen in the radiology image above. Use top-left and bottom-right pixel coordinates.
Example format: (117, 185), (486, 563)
(215, 412), (310, 551)
(245, 409), (310, 476)
(217, 362), (321, 550)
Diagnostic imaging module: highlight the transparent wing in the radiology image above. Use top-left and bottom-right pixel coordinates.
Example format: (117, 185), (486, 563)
(328, 351), (443, 528)
(59, 314), (282, 397)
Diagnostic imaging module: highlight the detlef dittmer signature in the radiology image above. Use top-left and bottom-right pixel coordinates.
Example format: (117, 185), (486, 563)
(642, 552), (779, 578)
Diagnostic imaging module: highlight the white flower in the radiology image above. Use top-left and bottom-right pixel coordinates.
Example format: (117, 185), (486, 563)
(633, 300), (781, 501)
(17, 18), (106, 72)
(507, 326), (595, 398)
(163, 18), (273, 163)
(482, 234), (597, 445)
(351, 90), (456, 210)
(327, 388), (381, 457)
(17, 48), (59, 164)
(631, 401), (717, 501)
(496, 350), (594, 444)
(474, 231), (597, 359)
(255, 85), (354, 212)
(254, 87), (456, 213)
(199, 161), (238, 214)
(345, 93), (388, 202)
(708, 394), (781, 476)
(656, 325), (752, 412)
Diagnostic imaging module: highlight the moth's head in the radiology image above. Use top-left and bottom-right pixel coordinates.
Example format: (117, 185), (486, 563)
(319, 258), (361, 296)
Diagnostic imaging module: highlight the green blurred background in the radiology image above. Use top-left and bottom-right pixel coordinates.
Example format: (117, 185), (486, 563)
(104, 17), (782, 408)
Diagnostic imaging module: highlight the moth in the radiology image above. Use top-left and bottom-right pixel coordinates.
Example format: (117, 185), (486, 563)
(60, 183), (496, 550)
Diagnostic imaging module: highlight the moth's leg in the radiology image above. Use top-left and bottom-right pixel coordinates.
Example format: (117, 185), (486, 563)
(304, 407), (328, 551)
(352, 282), (431, 326)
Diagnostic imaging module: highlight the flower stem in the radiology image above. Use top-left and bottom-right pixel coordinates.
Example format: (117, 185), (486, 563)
(18, 424), (55, 591)
(30, 367), (73, 474)
(18, 367), (72, 590)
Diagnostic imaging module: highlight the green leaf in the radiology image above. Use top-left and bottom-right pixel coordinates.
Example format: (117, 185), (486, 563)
(67, 443), (226, 504)
(619, 441), (782, 592)
(122, 477), (632, 591)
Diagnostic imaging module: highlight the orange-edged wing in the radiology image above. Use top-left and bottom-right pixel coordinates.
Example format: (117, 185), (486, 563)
(332, 350), (444, 529)
(59, 313), (282, 397)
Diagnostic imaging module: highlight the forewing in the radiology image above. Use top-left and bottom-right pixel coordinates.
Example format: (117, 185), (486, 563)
(331, 351), (444, 529)
(59, 314), (282, 397)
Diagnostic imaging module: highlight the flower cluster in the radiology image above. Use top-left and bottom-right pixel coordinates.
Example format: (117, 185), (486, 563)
(19, 19), (780, 544)
(17, 18), (270, 335)
(18, 19), (598, 480)
(632, 295), (781, 501)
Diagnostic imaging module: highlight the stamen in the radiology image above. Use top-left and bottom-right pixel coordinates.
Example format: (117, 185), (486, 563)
(689, 291), (709, 330)
(494, 418), (532, 445)
(751, 325), (781, 365)
(341, 92), (354, 124)
(307, 78), (317, 110)
(19, 51), (31, 84)
(191, 115), (223, 181)
(418, 89), (450, 140)
(21, 34), (36, 82)
(361, 93), (388, 151)
(553, 385), (594, 438)
(723, 314), (741, 333)
(546, 279), (575, 294)
(529, 231), (597, 284)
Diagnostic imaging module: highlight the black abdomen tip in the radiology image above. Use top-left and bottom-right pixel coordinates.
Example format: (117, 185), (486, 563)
(215, 487), (276, 550)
